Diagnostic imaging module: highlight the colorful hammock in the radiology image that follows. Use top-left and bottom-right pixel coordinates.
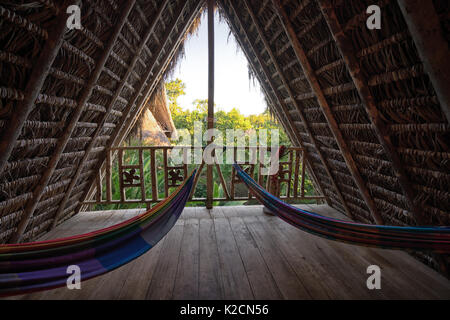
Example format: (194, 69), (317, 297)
(234, 164), (450, 253)
(0, 170), (196, 297)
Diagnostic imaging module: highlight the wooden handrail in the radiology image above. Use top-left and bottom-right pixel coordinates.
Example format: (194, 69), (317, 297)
(82, 145), (324, 208)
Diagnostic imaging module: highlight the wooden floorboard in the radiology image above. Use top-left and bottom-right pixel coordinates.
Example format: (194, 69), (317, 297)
(6, 205), (450, 300)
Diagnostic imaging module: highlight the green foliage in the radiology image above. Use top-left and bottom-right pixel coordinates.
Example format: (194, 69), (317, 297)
(95, 79), (315, 210)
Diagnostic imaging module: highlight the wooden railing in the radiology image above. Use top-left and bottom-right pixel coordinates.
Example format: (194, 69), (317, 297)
(82, 146), (325, 208)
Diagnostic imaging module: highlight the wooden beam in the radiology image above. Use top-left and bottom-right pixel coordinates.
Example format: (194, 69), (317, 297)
(317, 0), (426, 225)
(240, 0), (354, 219)
(272, 0), (383, 224)
(221, 2), (328, 203)
(72, 0), (203, 218)
(0, 1), (74, 175)
(50, 0), (170, 228)
(397, 0), (450, 124)
(9, 0), (136, 243)
(206, 0), (215, 209)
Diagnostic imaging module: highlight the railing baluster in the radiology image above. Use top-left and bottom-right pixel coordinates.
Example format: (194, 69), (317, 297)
(163, 148), (169, 198)
(139, 149), (145, 202)
(293, 149), (300, 198)
(301, 150), (306, 198)
(118, 149), (125, 202)
(150, 149), (158, 202)
(106, 150), (112, 202)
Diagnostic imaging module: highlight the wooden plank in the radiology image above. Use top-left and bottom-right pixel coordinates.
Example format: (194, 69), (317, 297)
(146, 221), (185, 299)
(198, 218), (223, 299)
(256, 214), (334, 299)
(173, 219), (200, 299)
(228, 215), (282, 299)
(118, 237), (166, 299)
(242, 215), (311, 299)
(206, 0), (215, 209)
(163, 148), (169, 198)
(150, 149), (158, 201)
(213, 214), (254, 299)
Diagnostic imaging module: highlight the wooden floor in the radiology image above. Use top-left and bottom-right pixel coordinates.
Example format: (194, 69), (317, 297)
(9, 205), (450, 300)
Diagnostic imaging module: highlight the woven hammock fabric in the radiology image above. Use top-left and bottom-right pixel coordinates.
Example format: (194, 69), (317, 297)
(234, 164), (450, 253)
(0, 170), (196, 297)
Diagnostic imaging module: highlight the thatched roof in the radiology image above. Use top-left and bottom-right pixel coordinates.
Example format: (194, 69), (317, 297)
(128, 82), (177, 140)
(0, 0), (448, 271)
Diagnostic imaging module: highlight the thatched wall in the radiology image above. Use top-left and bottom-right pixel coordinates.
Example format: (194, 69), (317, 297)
(0, 0), (204, 243)
(0, 0), (448, 273)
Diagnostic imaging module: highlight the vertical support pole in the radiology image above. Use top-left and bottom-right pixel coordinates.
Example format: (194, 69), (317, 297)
(139, 149), (146, 202)
(163, 148), (169, 198)
(106, 150), (112, 202)
(118, 149), (125, 202)
(150, 149), (158, 202)
(293, 149), (300, 198)
(95, 171), (102, 202)
(206, 0), (215, 209)
(301, 150), (306, 198)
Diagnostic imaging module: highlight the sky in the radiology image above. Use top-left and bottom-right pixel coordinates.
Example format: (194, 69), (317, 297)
(169, 11), (267, 116)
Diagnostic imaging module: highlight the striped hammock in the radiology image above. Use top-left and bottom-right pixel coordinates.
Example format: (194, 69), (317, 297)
(234, 164), (450, 253)
(0, 170), (196, 297)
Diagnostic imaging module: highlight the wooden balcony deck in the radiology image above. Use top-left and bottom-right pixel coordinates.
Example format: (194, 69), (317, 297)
(10, 205), (450, 300)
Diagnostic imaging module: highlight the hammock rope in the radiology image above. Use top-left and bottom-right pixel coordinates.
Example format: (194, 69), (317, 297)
(234, 164), (450, 253)
(0, 169), (196, 297)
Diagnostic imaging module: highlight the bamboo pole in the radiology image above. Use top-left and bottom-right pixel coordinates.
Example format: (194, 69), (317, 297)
(9, 0), (136, 243)
(206, 0), (215, 209)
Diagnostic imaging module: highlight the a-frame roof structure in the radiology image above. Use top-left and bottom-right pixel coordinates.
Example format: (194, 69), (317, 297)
(0, 0), (449, 274)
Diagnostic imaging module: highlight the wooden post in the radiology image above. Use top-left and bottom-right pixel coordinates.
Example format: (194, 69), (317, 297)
(50, 0), (170, 227)
(206, 0), (215, 209)
(0, 0), (74, 175)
